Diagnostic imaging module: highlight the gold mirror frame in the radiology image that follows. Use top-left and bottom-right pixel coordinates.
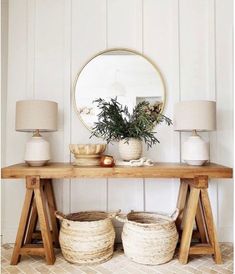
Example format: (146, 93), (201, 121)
(73, 48), (167, 131)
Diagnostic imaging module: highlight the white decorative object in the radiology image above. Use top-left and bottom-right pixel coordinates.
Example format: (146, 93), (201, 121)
(116, 157), (153, 167)
(118, 138), (142, 161)
(69, 144), (106, 166)
(25, 137), (50, 167)
(174, 100), (216, 166)
(15, 100), (58, 166)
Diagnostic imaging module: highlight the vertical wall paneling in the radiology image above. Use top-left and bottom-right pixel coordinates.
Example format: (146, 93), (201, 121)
(215, 0), (233, 241)
(3, 0), (29, 243)
(179, 0), (210, 100)
(1, 0), (8, 168)
(179, 0), (210, 170)
(71, 0), (107, 143)
(179, 0), (219, 227)
(107, 0), (144, 230)
(71, 179), (109, 212)
(207, 0), (216, 99)
(2, 0), (234, 243)
(107, 0), (142, 50)
(70, 0), (107, 212)
(1, 0), (9, 238)
(143, 0), (180, 213)
(179, 0), (217, 227)
(34, 0), (67, 211)
(206, 0), (218, 228)
(26, 0), (36, 99)
(62, 0), (72, 214)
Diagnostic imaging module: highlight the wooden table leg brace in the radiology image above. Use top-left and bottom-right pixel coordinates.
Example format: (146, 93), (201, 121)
(10, 176), (59, 265)
(177, 176), (222, 264)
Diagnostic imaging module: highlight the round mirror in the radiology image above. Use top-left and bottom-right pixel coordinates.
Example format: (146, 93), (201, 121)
(74, 49), (166, 130)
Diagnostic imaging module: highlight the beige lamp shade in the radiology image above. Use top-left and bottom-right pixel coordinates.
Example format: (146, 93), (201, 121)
(16, 100), (58, 132)
(174, 100), (216, 131)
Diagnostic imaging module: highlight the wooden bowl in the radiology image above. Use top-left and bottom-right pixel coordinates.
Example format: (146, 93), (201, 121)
(69, 144), (106, 166)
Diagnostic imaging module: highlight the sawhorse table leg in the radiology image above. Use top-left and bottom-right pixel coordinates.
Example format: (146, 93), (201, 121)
(177, 176), (222, 264)
(10, 176), (59, 265)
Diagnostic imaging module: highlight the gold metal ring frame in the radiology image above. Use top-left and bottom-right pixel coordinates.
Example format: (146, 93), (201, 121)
(73, 48), (167, 131)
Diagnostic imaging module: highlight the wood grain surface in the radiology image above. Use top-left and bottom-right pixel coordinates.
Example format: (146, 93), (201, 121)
(1, 162), (233, 179)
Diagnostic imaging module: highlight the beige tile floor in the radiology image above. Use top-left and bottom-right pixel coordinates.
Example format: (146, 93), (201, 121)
(1, 243), (233, 274)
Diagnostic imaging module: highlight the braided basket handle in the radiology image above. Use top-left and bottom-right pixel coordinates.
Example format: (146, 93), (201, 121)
(170, 208), (179, 222)
(108, 209), (121, 218)
(116, 209), (179, 223)
(116, 213), (128, 223)
(55, 211), (66, 221)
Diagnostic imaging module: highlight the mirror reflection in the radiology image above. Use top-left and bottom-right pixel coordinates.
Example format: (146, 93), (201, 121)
(74, 49), (166, 130)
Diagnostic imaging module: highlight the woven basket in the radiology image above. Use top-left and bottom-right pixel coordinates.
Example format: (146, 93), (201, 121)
(116, 209), (179, 265)
(118, 138), (142, 161)
(56, 211), (118, 265)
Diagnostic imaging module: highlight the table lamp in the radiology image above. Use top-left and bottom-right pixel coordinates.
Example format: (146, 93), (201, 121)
(174, 100), (216, 166)
(15, 100), (58, 166)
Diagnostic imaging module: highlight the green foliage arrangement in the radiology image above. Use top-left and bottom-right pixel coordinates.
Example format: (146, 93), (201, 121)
(90, 97), (172, 148)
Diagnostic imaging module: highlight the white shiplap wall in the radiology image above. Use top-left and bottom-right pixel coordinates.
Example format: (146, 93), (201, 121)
(2, 0), (233, 243)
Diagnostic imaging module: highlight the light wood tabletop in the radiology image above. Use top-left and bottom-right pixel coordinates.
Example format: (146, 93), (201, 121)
(1, 162), (233, 179)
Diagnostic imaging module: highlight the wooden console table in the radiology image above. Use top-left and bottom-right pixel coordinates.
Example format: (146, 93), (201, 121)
(1, 162), (233, 265)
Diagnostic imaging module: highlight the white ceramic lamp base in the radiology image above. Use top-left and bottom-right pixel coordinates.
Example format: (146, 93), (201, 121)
(182, 133), (209, 166)
(24, 136), (50, 166)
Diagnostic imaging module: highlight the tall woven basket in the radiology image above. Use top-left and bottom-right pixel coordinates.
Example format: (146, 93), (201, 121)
(116, 209), (179, 265)
(55, 211), (118, 265)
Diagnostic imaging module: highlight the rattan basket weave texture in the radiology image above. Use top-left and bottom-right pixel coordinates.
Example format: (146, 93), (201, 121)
(56, 211), (117, 265)
(116, 209), (179, 265)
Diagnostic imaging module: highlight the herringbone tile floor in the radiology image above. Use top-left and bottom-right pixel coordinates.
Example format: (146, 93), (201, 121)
(1, 243), (233, 274)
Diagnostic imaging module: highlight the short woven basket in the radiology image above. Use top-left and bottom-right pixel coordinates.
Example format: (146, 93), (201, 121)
(56, 211), (118, 265)
(116, 209), (179, 265)
(118, 138), (142, 160)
